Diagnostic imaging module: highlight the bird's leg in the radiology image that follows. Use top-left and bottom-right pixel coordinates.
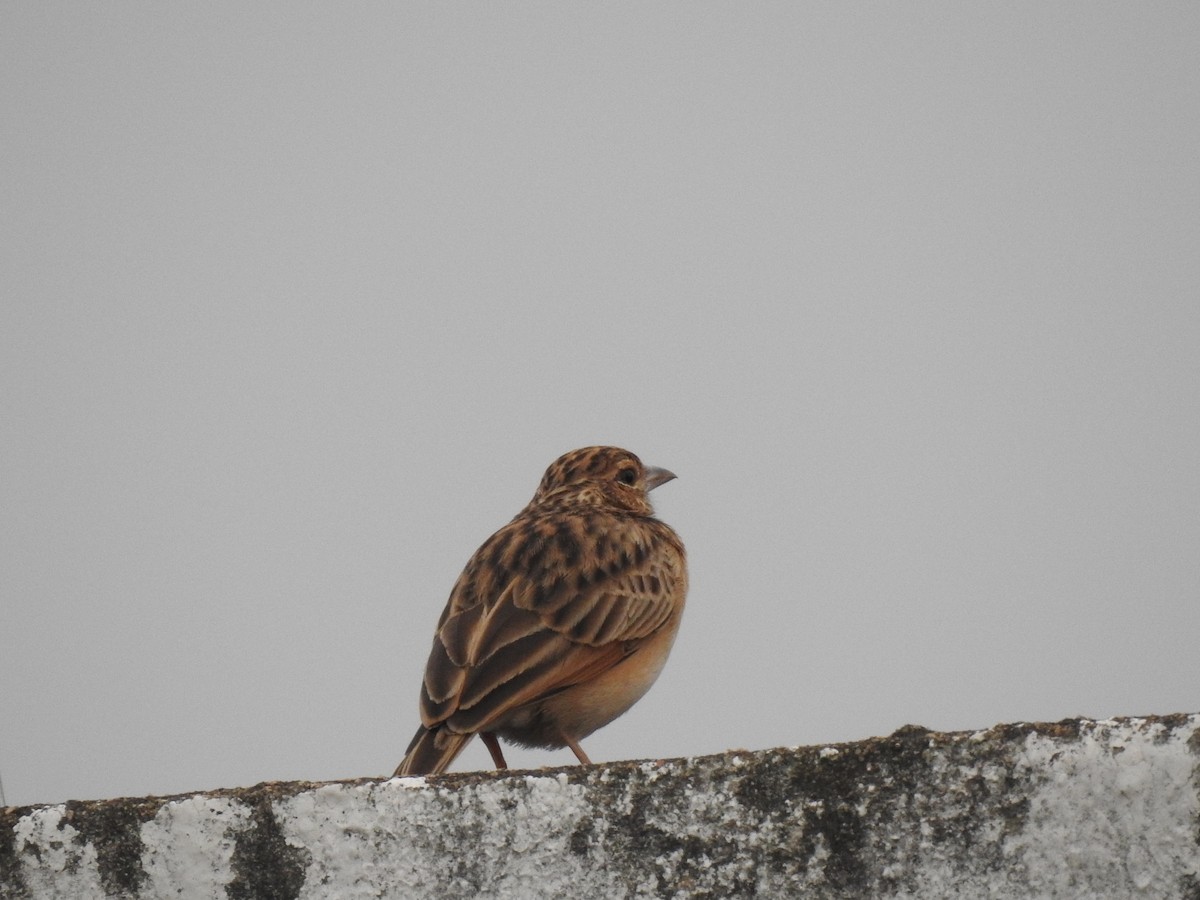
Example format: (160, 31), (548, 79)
(481, 732), (508, 769)
(564, 735), (592, 766)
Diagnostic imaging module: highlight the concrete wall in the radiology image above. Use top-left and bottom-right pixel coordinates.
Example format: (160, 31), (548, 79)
(3, 713), (1198, 898)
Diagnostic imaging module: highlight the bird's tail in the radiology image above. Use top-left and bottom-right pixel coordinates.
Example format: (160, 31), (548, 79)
(394, 726), (473, 777)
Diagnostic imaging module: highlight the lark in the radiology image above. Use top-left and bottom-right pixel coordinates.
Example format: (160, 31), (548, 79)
(395, 446), (687, 776)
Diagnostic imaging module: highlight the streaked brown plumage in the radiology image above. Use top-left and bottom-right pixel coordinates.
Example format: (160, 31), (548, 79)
(395, 446), (687, 777)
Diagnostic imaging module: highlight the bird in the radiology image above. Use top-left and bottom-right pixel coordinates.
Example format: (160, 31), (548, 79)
(394, 445), (687, 777)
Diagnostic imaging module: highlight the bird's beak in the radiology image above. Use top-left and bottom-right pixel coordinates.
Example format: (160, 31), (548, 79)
(643, 466), (677, 492)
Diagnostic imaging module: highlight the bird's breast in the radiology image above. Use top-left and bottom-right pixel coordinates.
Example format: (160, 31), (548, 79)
(531, 614), (683, 741)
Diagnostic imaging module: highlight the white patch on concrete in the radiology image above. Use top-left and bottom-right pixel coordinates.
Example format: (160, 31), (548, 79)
(1008, 719), (1200, 896)
(12, 805), (106, 899)
(139, 795), (253, 900)
(276, 773), (603, 899)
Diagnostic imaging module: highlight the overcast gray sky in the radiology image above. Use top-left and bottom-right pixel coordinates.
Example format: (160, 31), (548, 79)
(3, 4), (1198, 807)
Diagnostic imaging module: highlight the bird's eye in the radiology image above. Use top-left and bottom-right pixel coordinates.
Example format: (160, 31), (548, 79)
(617, 467), (638, 485)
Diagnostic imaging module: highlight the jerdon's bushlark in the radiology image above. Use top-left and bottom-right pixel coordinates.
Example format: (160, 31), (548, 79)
(395, 446), (687, 776)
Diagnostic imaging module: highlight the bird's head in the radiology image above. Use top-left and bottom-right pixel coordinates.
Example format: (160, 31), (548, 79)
(528, 446), (676, 516)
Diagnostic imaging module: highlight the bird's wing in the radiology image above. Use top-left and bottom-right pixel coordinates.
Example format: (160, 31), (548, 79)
(418, 515), (684, 734)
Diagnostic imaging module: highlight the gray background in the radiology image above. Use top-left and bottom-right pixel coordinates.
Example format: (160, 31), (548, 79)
(2, 4), (1198, 807)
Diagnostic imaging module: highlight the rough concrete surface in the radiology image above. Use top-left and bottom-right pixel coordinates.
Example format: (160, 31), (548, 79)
(3, 713), (1199, 899)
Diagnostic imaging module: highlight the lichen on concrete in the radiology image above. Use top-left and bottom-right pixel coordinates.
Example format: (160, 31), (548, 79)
(2, 713), (1199, 898)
